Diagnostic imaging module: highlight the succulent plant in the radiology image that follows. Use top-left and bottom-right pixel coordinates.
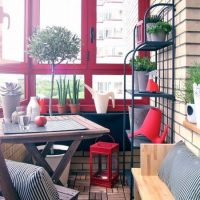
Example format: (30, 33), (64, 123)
(56, 76), (68, 106)
(0, 82), (22, 96)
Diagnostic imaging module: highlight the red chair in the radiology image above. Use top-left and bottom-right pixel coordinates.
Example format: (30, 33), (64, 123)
(128, 107), (169, 143)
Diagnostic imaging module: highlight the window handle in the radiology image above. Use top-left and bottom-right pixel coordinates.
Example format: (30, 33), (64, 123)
(90, 27), (95, 43)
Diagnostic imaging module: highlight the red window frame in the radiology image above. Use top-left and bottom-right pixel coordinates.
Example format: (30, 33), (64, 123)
(0, 0), (150, 112)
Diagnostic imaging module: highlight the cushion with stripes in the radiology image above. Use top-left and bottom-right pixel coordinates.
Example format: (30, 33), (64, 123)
(158, 141), (200, 200)
(6, 160), (59, 200)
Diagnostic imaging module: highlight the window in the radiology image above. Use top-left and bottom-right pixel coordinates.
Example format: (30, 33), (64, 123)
(0, 0), (25, 64)
(96, 0), (137, 63)
(0, 0), (146, 110)
(40, 0), (81, 63)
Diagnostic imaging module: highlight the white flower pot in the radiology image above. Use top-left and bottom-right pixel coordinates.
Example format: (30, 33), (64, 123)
(37, 145), (71, 187)
(1, 94), (20, 122)
(193, 83), (200, 127)
(186, 103), (196, 123)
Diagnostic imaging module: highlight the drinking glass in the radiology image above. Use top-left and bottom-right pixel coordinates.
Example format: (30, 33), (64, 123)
(18, 115), (31, 131)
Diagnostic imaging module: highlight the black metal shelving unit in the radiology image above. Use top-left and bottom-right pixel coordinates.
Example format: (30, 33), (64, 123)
(123, 1), (176, 199)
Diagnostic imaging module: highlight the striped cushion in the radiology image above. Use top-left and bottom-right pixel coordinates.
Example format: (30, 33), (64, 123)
(159, 141), (200, 200)
(6, 160), (59, 200)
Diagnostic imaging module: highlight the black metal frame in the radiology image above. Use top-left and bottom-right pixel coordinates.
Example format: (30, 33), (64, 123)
(123, 1), (176, 199)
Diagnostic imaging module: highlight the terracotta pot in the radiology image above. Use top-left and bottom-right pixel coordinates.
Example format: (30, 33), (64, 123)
(57, 105), (66, 114)
(69, 104), (80, 114)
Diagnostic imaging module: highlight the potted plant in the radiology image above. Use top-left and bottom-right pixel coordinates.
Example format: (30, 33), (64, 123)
(27, 26), (80, 116)
(147, 21), (172, 42)
(0, 82), (22, 122)
(68, 75), (80, 114)
(130, 56), (156, 91)
(56, 76), (68, 114)
(145, 15), (163, 41)
(190, 63), (200, 127)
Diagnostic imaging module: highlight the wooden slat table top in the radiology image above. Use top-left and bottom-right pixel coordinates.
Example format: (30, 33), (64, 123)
(0, 115), (110, 143)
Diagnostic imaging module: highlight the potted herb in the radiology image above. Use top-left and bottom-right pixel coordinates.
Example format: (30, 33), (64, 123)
(190, 63), (200, 126)
(147, 21), (172, 42)
(27, 26), (80, 116)
(130, 56), (156, 91)
(56, 76), (68, 114)
(68, 75), (80, 114)
(145, 15), (163, 41)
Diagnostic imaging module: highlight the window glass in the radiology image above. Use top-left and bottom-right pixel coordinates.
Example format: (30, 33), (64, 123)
(36, 75), (84, 99)
(96, 0), (137, 63)
(92, 75), (133, 99)
(0, 74), (24, 104)
(0, 0), (25, 63)
(40, 0), (81, 63)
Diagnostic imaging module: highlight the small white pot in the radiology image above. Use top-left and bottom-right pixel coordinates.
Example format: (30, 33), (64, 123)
(186, 103), (196, 123)
(193, 83), (200, 127)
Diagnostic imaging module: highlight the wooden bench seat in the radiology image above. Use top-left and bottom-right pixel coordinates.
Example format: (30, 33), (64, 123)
(132, 168), (174, 200)
(132, 144), (175, 200)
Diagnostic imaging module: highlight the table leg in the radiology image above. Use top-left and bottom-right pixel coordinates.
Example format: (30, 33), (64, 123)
(24, 143), (64, 185)
(0, 144), (20, 200)
(51, 140), (81, 184)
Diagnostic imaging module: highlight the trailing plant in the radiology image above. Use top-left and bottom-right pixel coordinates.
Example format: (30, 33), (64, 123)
(147, 21), (172, 34)
(68, 75), (80, 105)
(145, 15), (163, 23)
(176, 63), (200, 103)
(56, 76), (68, 106)
(27, 26), (80, 115)
(130, 56), (156, 72)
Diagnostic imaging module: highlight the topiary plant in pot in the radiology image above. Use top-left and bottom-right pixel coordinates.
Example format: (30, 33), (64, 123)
(27, 26), (80, 116)
(147, 21), (172, 42)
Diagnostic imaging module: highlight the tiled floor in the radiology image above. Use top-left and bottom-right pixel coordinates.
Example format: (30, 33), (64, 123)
(68, 172), (130, 200)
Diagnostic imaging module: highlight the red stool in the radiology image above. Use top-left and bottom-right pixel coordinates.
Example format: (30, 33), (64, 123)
(90, 141), (119, 188)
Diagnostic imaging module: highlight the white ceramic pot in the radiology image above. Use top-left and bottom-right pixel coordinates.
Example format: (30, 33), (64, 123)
(37, 145), (71, 187)
(150, 31), (166, 42)
(1, 94), (20, 122)
(193, 83), (200, 127)
(186, 103), (196, 123)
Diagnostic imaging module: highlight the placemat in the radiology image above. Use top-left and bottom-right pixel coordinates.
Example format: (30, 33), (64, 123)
(2, 119), (87, 134)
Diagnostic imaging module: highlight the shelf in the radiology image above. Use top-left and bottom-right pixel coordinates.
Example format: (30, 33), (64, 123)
(137, 41), (173, 51)
(126, 90), (175, 100)
(183, 120), (200, 135)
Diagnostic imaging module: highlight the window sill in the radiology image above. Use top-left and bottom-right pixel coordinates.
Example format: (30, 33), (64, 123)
(183, 120), (200, 135)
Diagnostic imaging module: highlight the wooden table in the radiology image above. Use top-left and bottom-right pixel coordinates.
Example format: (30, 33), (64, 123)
(0, 115), (110, 200)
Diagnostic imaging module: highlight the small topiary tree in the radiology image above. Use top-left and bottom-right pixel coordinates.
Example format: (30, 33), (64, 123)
(28, 26), (80, 115)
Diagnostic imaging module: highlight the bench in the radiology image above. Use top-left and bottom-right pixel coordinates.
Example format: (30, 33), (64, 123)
(132, 143), (175, 200)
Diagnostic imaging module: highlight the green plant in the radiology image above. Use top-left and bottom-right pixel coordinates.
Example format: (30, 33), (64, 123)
(146, 15), (163, 23)
(68, 75), (80, 105)
(56, 76), (68, 106)
(176, 63), (200, 103)
(147, 21), (172, 34)
(27, 26), (80, 115)
(130, 56), (156, 71)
